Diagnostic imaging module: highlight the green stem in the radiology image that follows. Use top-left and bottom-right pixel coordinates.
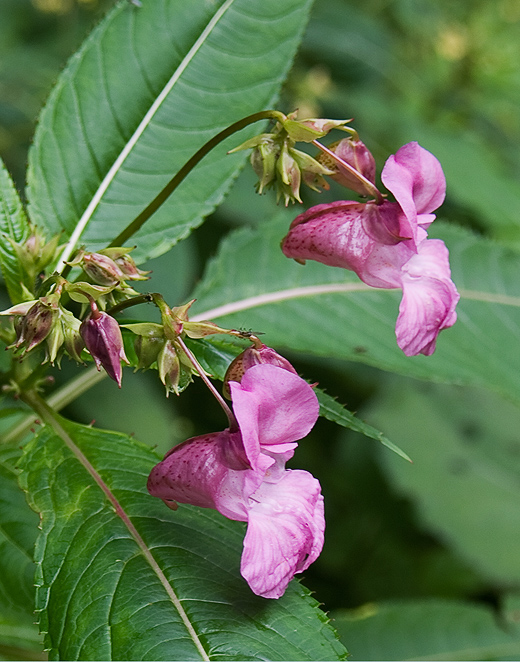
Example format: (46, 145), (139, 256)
(106, 293), (154, 316)
(176, 335), (239, 433)
(2, 366), (106, 445)
(108, 110), (284, 248)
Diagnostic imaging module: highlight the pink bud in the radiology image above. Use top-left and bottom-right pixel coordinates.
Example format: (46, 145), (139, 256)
(324, 138), (376, 196)
(80, 310), (128, 386)
(223, 344), (297, 398)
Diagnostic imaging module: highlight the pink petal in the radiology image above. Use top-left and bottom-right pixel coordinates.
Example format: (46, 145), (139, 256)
(382, 142), (446, 246)
(240, 469), (325, 599)
(230, 365), (319, 469)
(147, 430), (260, 521)
(396, 239), (459, 356)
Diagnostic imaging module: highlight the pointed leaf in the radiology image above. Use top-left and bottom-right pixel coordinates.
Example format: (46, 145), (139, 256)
(27, 0), (313, 263)
(0, 158), (31, 303)
(316, 389), (411, 462)
(19, 417), (347, 661)
(190, 216), (520, 403)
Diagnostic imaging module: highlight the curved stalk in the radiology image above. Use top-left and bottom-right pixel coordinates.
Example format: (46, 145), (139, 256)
(107, 110), (284, 249)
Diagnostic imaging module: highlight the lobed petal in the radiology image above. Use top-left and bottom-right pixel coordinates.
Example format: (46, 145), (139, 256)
(382, 142), (446, 246)
(240, 469), (324, 599)
(230, 365), (319, 469)
(396, 239), (459, 356)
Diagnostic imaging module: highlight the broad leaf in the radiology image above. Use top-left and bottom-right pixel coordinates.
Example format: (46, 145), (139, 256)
(0, 158), (31, 303)
(367, 381), (520, 585)
(0, 444), (38, 615)
(332, 597), (520, 661)
(19, 417), (347, 661)
(27, 0), (313, 263)
(190, 216), (520, 402)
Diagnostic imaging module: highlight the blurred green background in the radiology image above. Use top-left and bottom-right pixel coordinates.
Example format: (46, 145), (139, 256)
(2, 0), (520, 659)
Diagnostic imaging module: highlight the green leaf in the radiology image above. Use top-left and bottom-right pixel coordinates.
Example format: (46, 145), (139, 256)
(0, 157), (31, 303)
(0, 606), (44, 662)
(332, 598), (520, 661)
(19, 416), (347, 661)
(367, 381), (520, 585)
(0, 444), (38, 615)
(316, 389), (411, 462)
(27, 0), (314, 264)
(189, 215), (520, 403)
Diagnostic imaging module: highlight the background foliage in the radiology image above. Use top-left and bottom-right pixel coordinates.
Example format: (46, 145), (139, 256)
(2, 0), (520, 659)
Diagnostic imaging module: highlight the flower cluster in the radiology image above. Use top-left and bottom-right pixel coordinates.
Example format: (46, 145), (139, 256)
(282, 140), (459, 356)
(147, 351), (323, 599)
(230, 111), (353, 205)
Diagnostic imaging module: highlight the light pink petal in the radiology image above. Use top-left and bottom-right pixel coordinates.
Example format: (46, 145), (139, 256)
(382, 142), (446, 217)
(240, 469), (325, 599)
(230, 365), (319, 469)
(147, 430), (260, 521)
(396, 239), (459, 356)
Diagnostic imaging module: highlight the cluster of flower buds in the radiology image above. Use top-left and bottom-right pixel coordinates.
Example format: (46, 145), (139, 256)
(230, 111), (353, 205)
(0, 288), (83, 366)
(65, 247), (149, 306)
(9, 224), (62, 292)
(124, 298), (240, 395)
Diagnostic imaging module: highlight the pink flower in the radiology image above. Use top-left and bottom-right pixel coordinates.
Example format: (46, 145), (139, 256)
(281, 142), (459, 356)
(147, 363), (323, 599)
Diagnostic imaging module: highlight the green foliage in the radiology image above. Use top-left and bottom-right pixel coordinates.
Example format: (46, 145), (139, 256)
(27, 0), (314, 262)
(0, 158), (31, 303)
(19, 418), (347, 661)
(367, 381), (520, 585)
(0, 444), (38, 614)
(332, 597), (520, 661)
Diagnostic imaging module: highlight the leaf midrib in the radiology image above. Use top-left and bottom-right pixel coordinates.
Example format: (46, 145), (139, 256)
(37, 408), (210, 661)
(56, 0), (237, 273)
(191, 284), (520, 322)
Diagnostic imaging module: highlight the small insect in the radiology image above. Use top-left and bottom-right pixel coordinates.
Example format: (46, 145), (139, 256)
(127, 0), (142, 7)
(235, 327), (265, 338)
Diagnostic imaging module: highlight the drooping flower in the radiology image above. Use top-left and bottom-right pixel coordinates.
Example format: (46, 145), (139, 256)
(147, 363), (323, 599)
(281, 142), (459, 356)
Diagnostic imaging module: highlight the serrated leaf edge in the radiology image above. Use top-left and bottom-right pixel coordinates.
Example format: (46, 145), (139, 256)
(20, 410), (210, 661)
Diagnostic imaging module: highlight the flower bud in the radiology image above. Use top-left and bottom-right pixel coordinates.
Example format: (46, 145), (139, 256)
(61, 309), (84, 363)
(98, 247), (150, 281)
(250, 139), (279, 194)
(157, 340), (181, 395)
(82, 252), (125, 287)
(80, 308), (128, 386)
(45, 322), (65, 366)
(123, 322), (165, 370)
(16, 299), (59, 353)
(223, 344), (297, 398)
(319, 138), (376, 196)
